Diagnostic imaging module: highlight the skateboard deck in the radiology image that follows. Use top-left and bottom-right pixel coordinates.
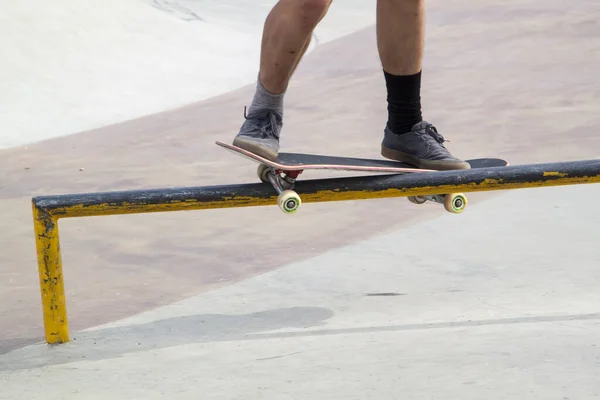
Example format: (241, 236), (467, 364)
(216, 140), (509, 215)
(216, 141), (509, 173)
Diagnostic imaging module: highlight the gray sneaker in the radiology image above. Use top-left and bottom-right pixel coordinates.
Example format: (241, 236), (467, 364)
(232, 107), (282, 161)
(381, 121), (470, 170)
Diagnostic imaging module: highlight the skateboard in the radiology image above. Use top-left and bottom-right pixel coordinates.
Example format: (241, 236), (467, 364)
(216, 141), (509, 214)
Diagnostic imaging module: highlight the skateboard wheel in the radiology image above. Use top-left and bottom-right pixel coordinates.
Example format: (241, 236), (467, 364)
(408, 196), (427, 205)
(278, 190), (301, 214)
(257, 164), (271, 183)
(444, 193), (467, 214)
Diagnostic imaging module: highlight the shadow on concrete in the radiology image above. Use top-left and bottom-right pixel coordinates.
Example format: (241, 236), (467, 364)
(4, 309), (600, 372)
(0, 306), (334, 371)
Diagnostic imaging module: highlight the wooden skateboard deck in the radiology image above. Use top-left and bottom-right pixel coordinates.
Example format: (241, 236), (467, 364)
(216, 141), (509, 173)
(216, 140), (509, 215)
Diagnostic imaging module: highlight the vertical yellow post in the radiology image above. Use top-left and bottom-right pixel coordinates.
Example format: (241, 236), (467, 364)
(32, 202), (69, 344)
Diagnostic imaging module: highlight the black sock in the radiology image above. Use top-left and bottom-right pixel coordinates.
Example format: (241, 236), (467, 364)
(384, 69), (423, 134)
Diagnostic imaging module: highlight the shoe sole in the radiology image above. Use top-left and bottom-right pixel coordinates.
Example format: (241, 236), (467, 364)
(232, 137), (278, 162)
(381, 145), (471, 171)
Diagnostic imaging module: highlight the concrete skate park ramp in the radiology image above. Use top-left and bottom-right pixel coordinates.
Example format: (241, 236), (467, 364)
(0, 0), (375, 148)
(2, 0), (600, 398)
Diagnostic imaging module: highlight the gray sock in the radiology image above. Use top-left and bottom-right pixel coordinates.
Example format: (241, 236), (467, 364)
(247, 75), (285, 116)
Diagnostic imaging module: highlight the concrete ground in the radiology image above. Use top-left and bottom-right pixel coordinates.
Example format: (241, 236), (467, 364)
(1, 0), (600, 398)
(3, 184), (600, 399)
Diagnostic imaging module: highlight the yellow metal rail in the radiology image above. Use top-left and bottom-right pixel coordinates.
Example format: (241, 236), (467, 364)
(32, 159), (600, 344)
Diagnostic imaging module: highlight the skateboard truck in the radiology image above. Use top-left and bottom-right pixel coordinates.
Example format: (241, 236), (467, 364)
(258, 162), (467, 215)
(407, 193), (468, 214)
(257, 164), (303, 214)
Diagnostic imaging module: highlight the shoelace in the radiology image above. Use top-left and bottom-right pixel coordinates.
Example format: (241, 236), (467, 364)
(422, 124), (448, 146)
(243, 106), (281, 139)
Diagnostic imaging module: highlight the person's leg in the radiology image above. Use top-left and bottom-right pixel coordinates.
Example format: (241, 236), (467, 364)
(377, 0), (469, 170)
(233, 0), (332, 160)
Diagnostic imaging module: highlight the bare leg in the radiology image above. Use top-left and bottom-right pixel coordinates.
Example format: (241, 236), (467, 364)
(376, 0), (424, 75)
(259, 0), (332, 94)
